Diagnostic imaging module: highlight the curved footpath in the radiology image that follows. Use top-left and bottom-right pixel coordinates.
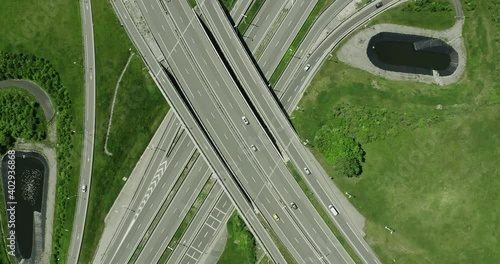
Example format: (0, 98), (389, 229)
(0, 79), (55, 121)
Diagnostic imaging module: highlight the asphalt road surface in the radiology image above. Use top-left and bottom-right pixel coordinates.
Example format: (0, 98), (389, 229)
(230, 0), (253, 25)
(167, 186), (230, 264)
(111, 1), (286, 262)
(67, 0), (96, 262)
(142, 1), (353, 263)
(100, 132), (197, 263)
(0, 80), (55, 121)
(198, 1), (381, 263)
(242, 0), (287, 52)
(257, 0), (317, 78)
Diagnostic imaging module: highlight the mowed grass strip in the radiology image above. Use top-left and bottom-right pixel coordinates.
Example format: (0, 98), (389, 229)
(291, 1), (500, 263)
(256, 214), (297, 264)
(286, 162), (362, 264)
(238, 0), (266, 34)
(127, 151), (199, 264)
(220, 0), (238, 11)
(79, 1), (169, 262)
(268, 0), (334, 86)
(218, 212), (257, 264)
(157, 176), (217, 263)
(367, 0), (455, 30)
(0, 0), (83, 260)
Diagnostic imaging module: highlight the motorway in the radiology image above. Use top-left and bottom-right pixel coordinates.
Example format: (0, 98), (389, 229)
(242, 0), (287, 52)
(198, 1), (381, 263)
(257, 0), (317, 78)
(230, 0), (253, 25)
(100, 129), (197, 263)
(140, 0), (353, 263)
(111, 0), (286, 262)
(125, 157), (212, 264)
(167, 184), (230, 264)
(67, 0), (96, 262)
(97, 1), (406, 262)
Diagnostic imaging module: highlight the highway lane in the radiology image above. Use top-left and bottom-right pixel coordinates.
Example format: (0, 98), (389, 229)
(197, 1), (381, 263)
(123, 158), (212, 264)
(274, 0), (352, 96)
(111, 0), (286, 262)
(257, 0), (317, 78)
(147, 1), (352, 263)
(230, 0), (253, 25)
(67, 0), (96, 262)
(101, 133), (197, 263)
(167, 187), (230, 264)
(140, 4), (319, 262)
(242, 0), (286, 52)
(280, 0), (401, 113)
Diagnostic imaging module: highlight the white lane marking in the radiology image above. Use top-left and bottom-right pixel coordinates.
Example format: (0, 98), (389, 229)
(204, 231), (208, 238)
(174, 161), (179, 167)
(184, 68), (190, 75)
(223, 134), (228, 140)
(161, 25), (166, 31)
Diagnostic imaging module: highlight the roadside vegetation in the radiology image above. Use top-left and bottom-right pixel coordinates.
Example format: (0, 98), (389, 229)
(292, 0), (500, 262)
(218, 212), (256, 264)
(368, 0), (455, 30)
(269, 0), (335, 86)
(79, 1), (169, 262)
(0, 0), (83, 261)
(238, 0), (266, 34)
(220, 0), (237, 12)
(0, 88), (47, 152)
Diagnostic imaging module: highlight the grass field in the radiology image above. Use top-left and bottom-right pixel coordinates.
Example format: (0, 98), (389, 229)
(220, 0), (237, 11)
(238, 0), (266, 34)
(367, 0), (455, 30)
(0, 0), (83, 260)
(218, 213), (257, 264)
(78, 1), (169, 263)
(292, 1), (499, 263)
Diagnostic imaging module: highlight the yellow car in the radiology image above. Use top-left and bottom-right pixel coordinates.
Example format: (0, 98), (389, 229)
(273, 214), (280, 221)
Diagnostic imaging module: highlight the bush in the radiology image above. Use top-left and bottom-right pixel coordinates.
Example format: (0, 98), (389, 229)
(402, 0), (453, 12)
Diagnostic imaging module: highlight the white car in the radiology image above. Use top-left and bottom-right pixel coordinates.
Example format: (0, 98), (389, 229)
(242, 116), (249, 125)
(304, 167), (311, 175)
(304, 64), (311, 71)
(328, 204), (339, 216)
(250, 145), (257, 151)
(82, 185), (87, 192)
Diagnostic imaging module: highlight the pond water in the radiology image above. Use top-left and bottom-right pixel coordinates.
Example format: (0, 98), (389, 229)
(367, 32), (458, 76)
(1, 151), (47, 260)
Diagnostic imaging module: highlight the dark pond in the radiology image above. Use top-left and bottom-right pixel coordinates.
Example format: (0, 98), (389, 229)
(1, 151), (47, 260)
(367, 32), (458, 76)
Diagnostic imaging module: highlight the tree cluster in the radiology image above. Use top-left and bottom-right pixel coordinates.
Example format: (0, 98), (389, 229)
(0, 51), (74, 262)
(402, 0), (453, 12)
(314, 103), (441, 178)
(0, 92), (46, 152)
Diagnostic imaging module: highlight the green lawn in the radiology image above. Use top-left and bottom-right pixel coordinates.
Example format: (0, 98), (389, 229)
(0, 0), (83, 261)
(78, 1), (169, 263)
(218, 213), (256, 264)
(220, 0), (237, 11)
(291, 1), (500, 263)
(368, 0), (455, 30)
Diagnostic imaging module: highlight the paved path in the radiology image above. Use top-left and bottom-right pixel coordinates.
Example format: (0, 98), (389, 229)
(0, 79), (55, 121)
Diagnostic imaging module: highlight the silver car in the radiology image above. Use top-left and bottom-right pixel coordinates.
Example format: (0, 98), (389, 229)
(304, 64), (311, 71)
(304, 167), (311, 175)
(242, 116), (249, 125)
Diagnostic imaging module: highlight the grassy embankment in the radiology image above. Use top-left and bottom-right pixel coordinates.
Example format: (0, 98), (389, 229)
(220, 0), (238, 11)
(237, 0), (266, 34)
(218, 213), (257, 264)
(291, 0), (499, 263)
(268, 0), (334, 86)
(0, 0), (83, 261)
(78, 1), (169, 262)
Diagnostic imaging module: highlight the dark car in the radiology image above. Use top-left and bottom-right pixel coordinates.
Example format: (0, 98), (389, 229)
(375, 2), (383, 8)
(290, 202), (298, 210)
